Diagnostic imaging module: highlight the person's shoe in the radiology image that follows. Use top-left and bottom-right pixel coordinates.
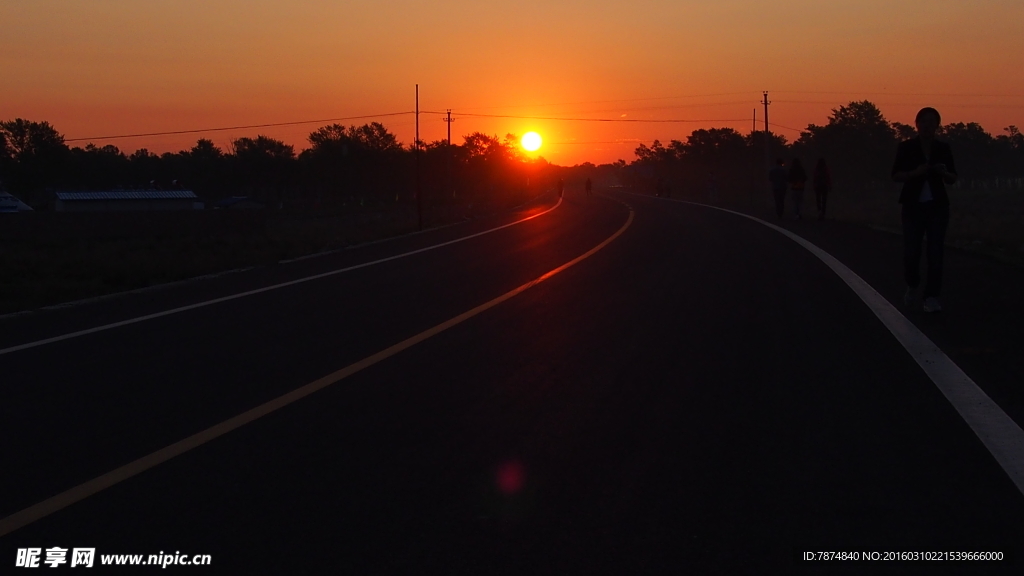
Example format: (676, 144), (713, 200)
(923, 297), (942, 313)
(904, 287), (917, 308)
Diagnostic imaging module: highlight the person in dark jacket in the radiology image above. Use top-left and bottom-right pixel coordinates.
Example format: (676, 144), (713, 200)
(768, 158), (788, 218)
(813, 158), (831, 220)
(891, 107), (957, 312)
(788, 158), (807, 219)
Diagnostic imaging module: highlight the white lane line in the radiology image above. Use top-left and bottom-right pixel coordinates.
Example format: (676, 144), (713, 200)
(632, 192), (1024, 498)
(0, 204), (633, 537)
(0, 198), (563, 357)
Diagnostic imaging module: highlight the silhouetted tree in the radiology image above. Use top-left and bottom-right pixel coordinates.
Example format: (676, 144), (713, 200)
(232, 135), (296, 205)
(0, 119), (69, 203)
(461, 132), (504, 160)
(627, 100), (1023, 204)
(26, 99), (1024, 215)
(631, 128), (783, 197)
(1004, 125), (1024, 149)
(66, 144), (129, 190)
(684, 128), (747, 157)
(128, 149), (163, 186)
(308, 122), (403, 155)
(891, 122), (916, 141)
(793, 101), (896, 190)
(455, 132), (531, 200)
(302, 122), (407, 204)
(0, 130), (10, 189)
(180, 139), (228, 198)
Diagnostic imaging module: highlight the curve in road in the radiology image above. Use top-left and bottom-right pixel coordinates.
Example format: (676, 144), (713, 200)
(626, 192), (1024, 499)
(0, 199), (633, 537)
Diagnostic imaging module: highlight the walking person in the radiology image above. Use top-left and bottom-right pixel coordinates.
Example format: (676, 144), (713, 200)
(768, 158), (788, 218)
(557, 178), (564, 198)
(788, 158), (807, 219)
(813, 158), (832, 220)
(891, 107), (957, 313)
(585, 177), (593, 197)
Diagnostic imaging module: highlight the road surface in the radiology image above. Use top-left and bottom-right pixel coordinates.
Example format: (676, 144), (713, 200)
(2, 190), (1023, 574)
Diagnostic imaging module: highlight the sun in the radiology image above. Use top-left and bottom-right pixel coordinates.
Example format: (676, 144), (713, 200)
(521, 132), (542, 152)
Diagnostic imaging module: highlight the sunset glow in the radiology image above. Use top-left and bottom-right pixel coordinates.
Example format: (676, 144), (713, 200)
(2, 1), (1023, 164)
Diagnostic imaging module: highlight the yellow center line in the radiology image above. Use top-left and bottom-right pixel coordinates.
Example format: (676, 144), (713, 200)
(0, 200), (634, 537)
(0, 197), (564, 357)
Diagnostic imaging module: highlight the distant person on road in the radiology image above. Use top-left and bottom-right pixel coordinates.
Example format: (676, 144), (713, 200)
(892, 107), (958, 313)
(788, 158), (807, 219)
(813, 158), (832, 220)
(706, 170), (718, 204)
(585, 177), (593, 197)
(558, 179), (564, 198)
(768, 158), (788, 218)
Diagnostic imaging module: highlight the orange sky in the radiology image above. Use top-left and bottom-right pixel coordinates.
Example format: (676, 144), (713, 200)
(3, 0), (1023, 165)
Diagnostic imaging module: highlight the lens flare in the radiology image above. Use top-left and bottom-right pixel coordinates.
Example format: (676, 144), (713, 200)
(496, 460), (525, 494)
(521, 132), (542, 152)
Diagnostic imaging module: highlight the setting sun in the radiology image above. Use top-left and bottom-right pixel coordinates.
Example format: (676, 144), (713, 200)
(521, 132), (542, 152)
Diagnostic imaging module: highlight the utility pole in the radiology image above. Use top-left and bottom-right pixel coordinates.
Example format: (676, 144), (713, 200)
(762, 91), (771, 169)
(415, 84), (422, 231)
(443, 109), (455, 199)
(750, 107), (758, 209)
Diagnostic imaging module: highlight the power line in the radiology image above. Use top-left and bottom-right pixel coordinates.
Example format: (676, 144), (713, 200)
(775, 99), (1024, 109)
(446, 91), (757, 111)
(59, 89), (1024, 144)
(559, 100), (755, 115)
(58, 90), (1020, 147)
(65, 111), (415, 143)
(774, 90), (1024, 99)
(446, 90), (1022, 112)
(422, 111), (750, 123)
(769, 122), (804, 133)
(555, 140), (648, 145)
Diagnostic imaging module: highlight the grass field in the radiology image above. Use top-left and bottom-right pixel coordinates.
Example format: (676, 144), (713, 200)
(700, 182), (1024, 268)
(0, 192), (546, 315)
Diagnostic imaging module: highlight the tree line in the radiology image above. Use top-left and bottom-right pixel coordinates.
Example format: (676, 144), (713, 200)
(626, 101), (1024, 198)
(4, 100), (1022, 209)
(0, 119), (553, 210)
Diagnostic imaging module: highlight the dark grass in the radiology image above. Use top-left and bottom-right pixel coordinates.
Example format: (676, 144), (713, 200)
(676, 183), (1024, 268)
(0, 193), (544, 315)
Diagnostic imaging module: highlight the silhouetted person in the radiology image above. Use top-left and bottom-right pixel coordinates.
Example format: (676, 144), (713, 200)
(706, 170), (718, 203)
(558, 179), (564, 198)
(585, 177), (593, 197)
(768, 158), (788, 218)
(892, 107), (957, 312)
(813, 158), (832, 220)
(788, 158), (806, 219)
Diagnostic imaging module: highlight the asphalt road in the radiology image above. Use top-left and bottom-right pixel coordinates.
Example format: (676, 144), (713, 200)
(2, 190), (1023, 574)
